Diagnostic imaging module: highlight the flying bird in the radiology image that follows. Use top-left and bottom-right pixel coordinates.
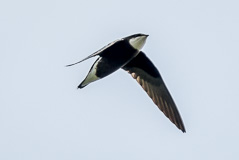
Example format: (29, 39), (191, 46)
(67, 34), (186, 133)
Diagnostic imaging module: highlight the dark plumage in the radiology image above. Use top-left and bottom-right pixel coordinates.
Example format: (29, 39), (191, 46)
(67, 34), (186, 132)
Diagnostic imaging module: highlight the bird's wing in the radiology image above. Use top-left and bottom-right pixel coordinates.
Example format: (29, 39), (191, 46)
(122, 51), (186, 132)
(66, 39), (122, 67)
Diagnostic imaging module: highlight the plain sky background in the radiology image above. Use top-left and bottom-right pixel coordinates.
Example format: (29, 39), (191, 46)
(1, 0), (239, 159)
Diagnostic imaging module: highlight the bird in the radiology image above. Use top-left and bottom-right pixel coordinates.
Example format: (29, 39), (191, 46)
(67, 33), (186, 133)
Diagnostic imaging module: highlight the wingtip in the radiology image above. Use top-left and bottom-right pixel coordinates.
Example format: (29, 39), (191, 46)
(181, 128), (186, 133)
(65, 64), (73, 67)
(178, 124), (186, 133)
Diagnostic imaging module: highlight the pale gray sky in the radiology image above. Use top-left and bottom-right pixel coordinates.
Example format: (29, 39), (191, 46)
(1, 0), (239, 159)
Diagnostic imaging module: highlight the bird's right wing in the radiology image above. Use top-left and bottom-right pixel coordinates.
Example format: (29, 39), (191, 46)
(122, 51), (186, 132)
(66, 39), (122, 67)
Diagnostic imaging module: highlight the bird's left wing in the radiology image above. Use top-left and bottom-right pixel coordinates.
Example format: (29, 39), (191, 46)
(122, 51), (186, 132)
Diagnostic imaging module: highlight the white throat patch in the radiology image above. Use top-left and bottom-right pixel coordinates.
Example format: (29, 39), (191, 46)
(129, 36), (147, 51)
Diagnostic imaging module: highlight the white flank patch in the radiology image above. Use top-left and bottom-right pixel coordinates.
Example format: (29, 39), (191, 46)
(80, 58), (101, 87)
(129, 35), (148, 51)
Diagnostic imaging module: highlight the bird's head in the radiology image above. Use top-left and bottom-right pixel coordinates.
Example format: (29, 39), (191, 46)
(126, 33), (149, 51)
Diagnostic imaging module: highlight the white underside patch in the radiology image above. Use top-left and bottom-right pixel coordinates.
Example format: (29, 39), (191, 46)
(80, 58), (101, 87)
